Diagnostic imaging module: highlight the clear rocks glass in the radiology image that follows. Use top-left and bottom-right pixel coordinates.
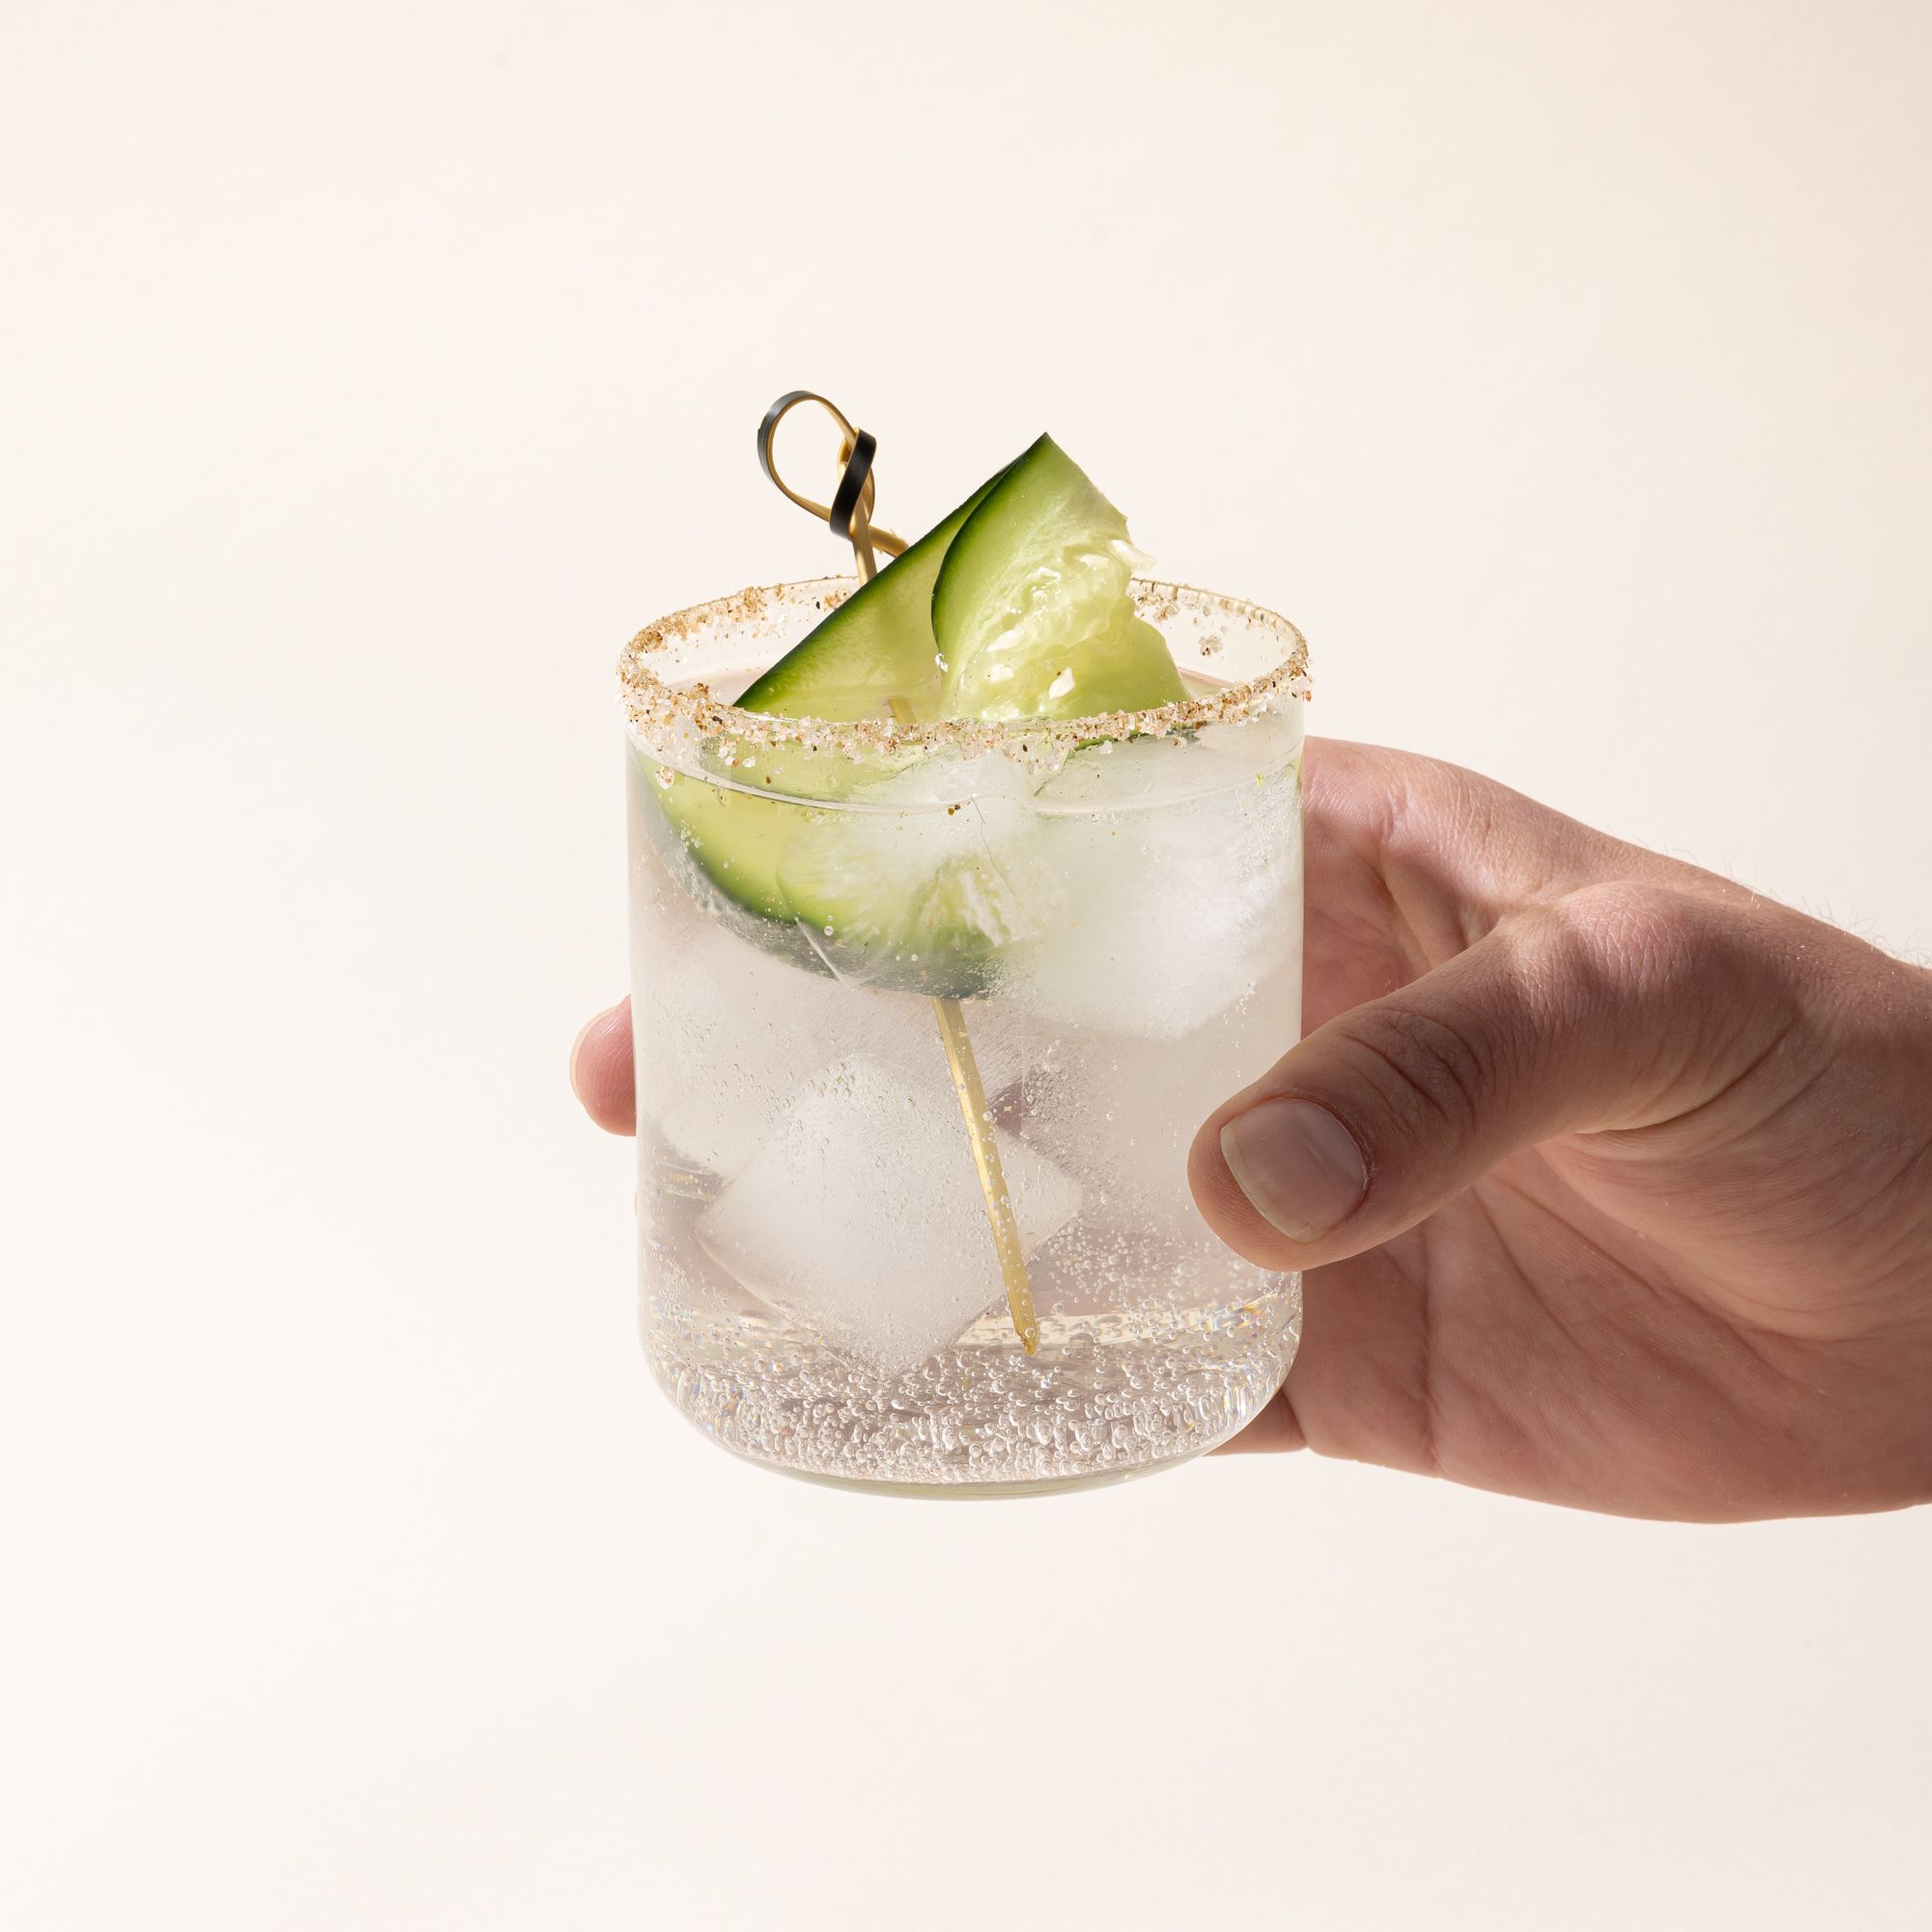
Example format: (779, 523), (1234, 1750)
(621, 577), (1308, 1496)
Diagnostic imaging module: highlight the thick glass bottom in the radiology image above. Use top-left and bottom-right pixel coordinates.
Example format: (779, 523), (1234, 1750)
(643, 1286), (1300, 1496)
(765, 1446), (1210, 1501)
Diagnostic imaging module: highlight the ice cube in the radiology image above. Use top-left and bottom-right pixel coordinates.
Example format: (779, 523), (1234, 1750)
(639, 920), (867, 1177)
(693, 1055), (1082, 1377)
(637, 920), (1033, 1179)
(1019, 1023), (1260, 1217)
(1006, 764), (1302, 1039)
(1010, 956), (1293, 1305)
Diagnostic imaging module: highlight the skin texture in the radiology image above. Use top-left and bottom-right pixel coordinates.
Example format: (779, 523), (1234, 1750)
(573, 739), (1932, 1522)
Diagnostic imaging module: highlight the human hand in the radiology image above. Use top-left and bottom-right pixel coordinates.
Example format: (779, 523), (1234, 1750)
(1189, 740), (1932, 1520)
(572, 739), (1932, 1521)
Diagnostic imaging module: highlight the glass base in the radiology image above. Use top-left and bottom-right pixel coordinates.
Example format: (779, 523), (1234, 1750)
(761, 1443), (1214, 1502)
(645, 1289), (1298, 1497)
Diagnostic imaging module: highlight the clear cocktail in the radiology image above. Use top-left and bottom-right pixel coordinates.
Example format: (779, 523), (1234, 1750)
(621, 516), (1309, 1492)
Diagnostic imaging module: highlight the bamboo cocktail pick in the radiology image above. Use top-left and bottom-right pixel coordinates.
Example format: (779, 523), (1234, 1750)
(754, 393), (1040, 1355)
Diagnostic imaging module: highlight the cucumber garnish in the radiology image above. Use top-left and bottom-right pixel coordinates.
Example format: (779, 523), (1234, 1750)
(932, 436), (1186, 721)
(650, 437), (1187, 991)
(734, 469), (1003, 722)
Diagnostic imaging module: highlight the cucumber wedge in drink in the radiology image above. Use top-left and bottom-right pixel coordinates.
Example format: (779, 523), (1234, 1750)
(733, 468), (1004, 722)
(644, 435), (1192, 995)
(932, 436), (1185, 721)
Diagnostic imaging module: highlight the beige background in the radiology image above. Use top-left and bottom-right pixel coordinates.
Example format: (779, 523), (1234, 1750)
(6, 3), (1930, 1926)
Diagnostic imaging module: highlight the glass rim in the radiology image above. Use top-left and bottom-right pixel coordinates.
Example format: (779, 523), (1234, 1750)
(616, 575), (1311, 763)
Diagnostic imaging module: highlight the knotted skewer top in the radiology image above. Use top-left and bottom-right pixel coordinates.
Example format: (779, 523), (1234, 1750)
(755, 391), (907, 582)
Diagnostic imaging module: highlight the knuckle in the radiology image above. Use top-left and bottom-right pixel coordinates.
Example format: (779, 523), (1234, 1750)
(1515, 879), (1817, 1120)
(1526, 879), (1727, 1003)
(1330, 1002), (1490, 1137)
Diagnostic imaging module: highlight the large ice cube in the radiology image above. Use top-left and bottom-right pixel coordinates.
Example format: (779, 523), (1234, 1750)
(693, 1055), (1082, 1376)
(1010, 955), (1294, 1312)
(637, 921), (1032, 1179)
(1019, 1024), (1259, 1217)
(1006, 756), (1302, 1039)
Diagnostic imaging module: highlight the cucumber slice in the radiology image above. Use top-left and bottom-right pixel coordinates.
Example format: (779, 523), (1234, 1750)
(931, 436), (1186, 721)
(775, 786), (1053, 992)
(653, 465), (1004, 977)
(645, 751), (1046, 995)
(647, 436), (1184, 996)
(640, 759), (827, 973)
(646, 735), (890, 949)
(734, 468), (1005, 723)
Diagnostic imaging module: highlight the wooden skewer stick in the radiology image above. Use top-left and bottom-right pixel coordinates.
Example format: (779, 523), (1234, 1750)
(931, 990), (1039, 1353)
(759, 393), (1039, 1353)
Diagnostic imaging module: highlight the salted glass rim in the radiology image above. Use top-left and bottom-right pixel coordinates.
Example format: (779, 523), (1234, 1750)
(617, 575), (1310, 764)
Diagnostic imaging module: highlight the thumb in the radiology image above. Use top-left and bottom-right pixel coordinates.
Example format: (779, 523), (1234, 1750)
(1187, 883), (1775, 1268)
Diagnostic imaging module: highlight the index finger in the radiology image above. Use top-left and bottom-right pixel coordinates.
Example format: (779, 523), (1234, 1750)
(570, 1001), (636, 1134)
